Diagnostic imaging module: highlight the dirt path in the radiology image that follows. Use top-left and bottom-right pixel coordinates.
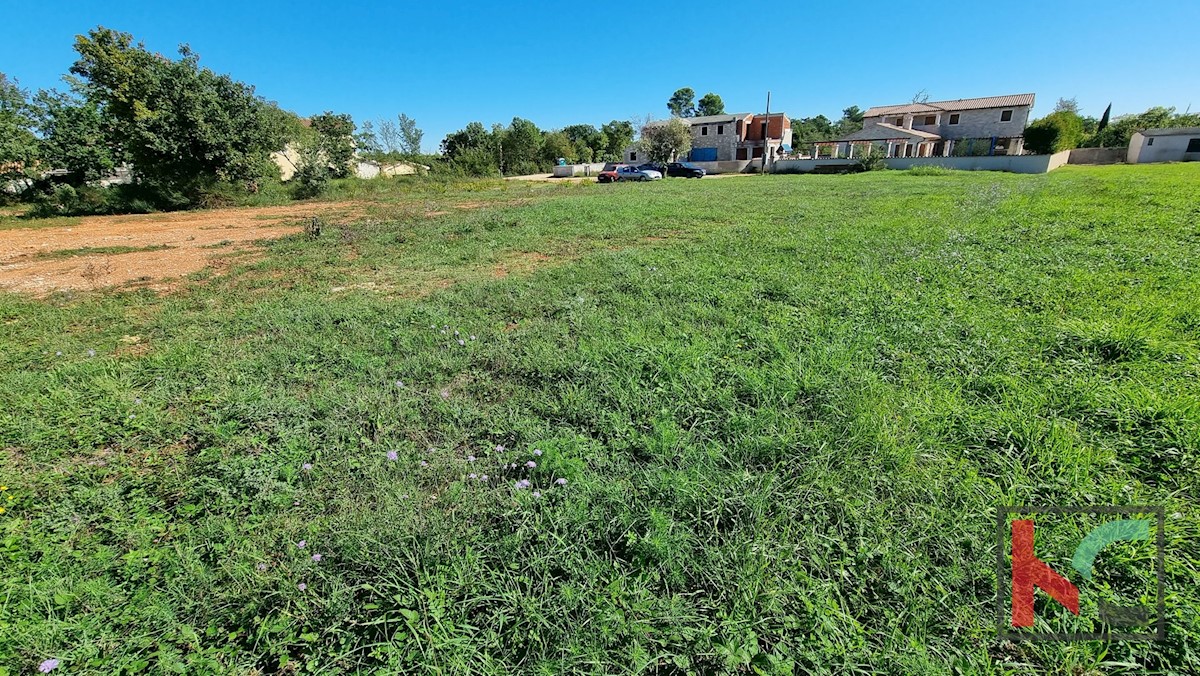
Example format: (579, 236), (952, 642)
(0, 202), (361, 295)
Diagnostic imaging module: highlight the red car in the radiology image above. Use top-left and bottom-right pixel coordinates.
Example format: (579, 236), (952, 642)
(597, 166), (622, 183)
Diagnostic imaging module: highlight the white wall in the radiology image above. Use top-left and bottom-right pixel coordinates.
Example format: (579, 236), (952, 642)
(1128, 132), (1200, 163)
(772, 150), (1072, 174)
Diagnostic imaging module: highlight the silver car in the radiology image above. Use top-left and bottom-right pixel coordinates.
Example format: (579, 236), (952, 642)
(616, 165), (662, 181)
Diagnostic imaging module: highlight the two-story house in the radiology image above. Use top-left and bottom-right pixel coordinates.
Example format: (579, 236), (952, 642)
(625, 112), (792, 166)
(833, 93), (1035, 158)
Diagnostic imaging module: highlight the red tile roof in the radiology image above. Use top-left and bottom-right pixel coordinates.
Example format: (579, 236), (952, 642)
(864, 94), (1035, 118)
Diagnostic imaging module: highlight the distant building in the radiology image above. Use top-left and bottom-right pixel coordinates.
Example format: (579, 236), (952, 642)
(1127, 127), (1200, 163)
(826, 93), (1035, 158)
(624, 112), (792, 165)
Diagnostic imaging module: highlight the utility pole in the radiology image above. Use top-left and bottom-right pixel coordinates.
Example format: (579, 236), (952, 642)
(762, 91), (771, 175)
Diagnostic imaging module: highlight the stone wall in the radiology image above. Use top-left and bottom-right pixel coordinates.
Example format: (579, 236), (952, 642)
(772, 150), (1072, 175)
(1068, 148), (1125, 165)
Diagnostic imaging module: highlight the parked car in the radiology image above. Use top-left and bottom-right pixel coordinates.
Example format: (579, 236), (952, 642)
(597, 167), (621, 183)
(616, 165), (662, 181)
(634, 162), (667, 175)
(665, 162), (706, 178)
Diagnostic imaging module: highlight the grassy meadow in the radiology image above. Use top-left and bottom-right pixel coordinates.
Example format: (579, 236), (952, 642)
(1, 165), (1198, 674)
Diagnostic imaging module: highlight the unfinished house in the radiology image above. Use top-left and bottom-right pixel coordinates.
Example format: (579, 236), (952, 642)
(814, 93), (1035, 159)
(625, 112), (792, 171)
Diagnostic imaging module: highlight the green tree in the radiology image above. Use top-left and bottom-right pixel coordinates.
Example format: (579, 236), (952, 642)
(32, 89), (119, 186)
(310, 112), (355, 178)
(0, 73), (38, 186)
(835, 106), (865, 136)
(562, 124), (606, 162)
(791, 114), (836, 150)
(667, 88), (696, 117)
(1054, 97), (1080, 114)
(541, 131), (576, 165)
(1023, 110), (1085, 154)
(1087, 106), (1198, 149)
(600, 120), (634, 160)
(70, 27), (286, 203)
(502, 117), (542, 174)
(441, 121), (491, 158)
(354, 120), (381, 155)
(397, 114), (423, 155)
(696, 93), (725, 117)
(639, 118), (692, 162)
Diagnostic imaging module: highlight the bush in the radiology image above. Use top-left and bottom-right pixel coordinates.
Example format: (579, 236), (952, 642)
(291, 149), (331, 200)
(854, 143), (887, 171)
(1024, 111), (1084, 154)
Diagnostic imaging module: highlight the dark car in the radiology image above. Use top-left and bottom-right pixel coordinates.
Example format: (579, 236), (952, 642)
(665, 162), (706, 178)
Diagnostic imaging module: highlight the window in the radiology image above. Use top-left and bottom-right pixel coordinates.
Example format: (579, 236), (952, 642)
(630, 152), (637, 161)
(924, 115), (936, 125)
(1000, 110), (1013, 122)
(949, 113), (960, 125)
(701, 126), (708, 136)
(893, 117), (904, 126)
(1187, 138), (1200, 152)
(1147, 138), (1154, 146)
(717, 125), (724, 135)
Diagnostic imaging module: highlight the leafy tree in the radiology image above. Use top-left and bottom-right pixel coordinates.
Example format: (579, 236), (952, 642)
(791, 115), (836, 150)
(562, 124), (606, 162)
(397, 114), (423, 155)
(639, 118), (692, 162)
(354, 120), (381, 155)
(291, 146), (330, 199)
(32, 89), (119, 186)
(600, 120), (634, 160)
(1087, 106), (1199, 149)
(70, 27), (287, 202)
(835, 106), (864, 136)
(310, 112), (355, 178)
(1054, 97), (1080, 114)
(696, 93), (725, 117)
(541, 131), (576, 165)
(441, 121), (491, 158)
(0, 73), (38, 185)
(378, 119), (400, 154)
(667, 88), (696, 117)
(501, 117), (542, 174)
(1023, 110), (1084, 154)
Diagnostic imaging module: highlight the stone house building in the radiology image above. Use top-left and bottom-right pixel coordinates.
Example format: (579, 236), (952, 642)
(625, 112), (793, 165)
(828, 93), (1036, 158)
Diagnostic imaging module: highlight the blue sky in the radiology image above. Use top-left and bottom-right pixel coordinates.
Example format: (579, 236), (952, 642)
(3, 1), (1198, 152)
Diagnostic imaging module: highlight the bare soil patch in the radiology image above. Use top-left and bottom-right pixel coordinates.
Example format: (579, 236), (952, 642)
(0, 202), (361, 295)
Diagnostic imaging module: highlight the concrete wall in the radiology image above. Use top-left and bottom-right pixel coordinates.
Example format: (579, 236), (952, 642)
(1128, 132), (1200, 163)
(688, 159), (755, 175)
(1068, 147), (1124, 165)
(772, 150), (1072, 175)
(552, 163), (607, 177)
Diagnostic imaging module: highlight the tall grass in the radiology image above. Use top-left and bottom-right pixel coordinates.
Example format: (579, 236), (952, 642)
(0, 165), (1197, 673)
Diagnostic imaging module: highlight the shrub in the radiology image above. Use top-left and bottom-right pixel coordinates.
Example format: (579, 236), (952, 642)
(291, 148), (331, 200)
(1024, 111), (1085, 154)
(854, 143), (887, 171)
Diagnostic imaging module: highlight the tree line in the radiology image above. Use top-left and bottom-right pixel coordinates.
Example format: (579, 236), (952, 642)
(438, 119), (635, 177)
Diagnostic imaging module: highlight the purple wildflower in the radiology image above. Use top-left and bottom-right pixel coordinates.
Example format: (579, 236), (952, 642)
(293, 500), (300, 506)
(302, 463), (313, 471)
(468, 473), (478, 479)
(533, 449), (543, 456)
(555, 478), (568, 486)
(87, 349), (96, 357)
(298, 583), (307, 591)
(256, 563), (267, 571)
(395, 380), (404, 388)
(495, 444), (505, 452)
(134, 398), (142, 405)
(454, 330), (460, 336)
(400, 493), (409, 499)
(458, 339), (466, 346)
(467, 455), (476, 462)
(387, 450), (399, 461)
(312, 554), (322, 562)
(297, 540), (307, 549)
(470, 335), (476, 341)
(526, 461), (537, 469)
(480, 474), (489, 481)
(440, 389), (450, 399)
(532, 491), (542, 498)
(420, 460), (428, 467)
(55, 351), (62, 356)
(514, 481), (526, 490)
(38, 659), (59, 673)
(510, 463), (518, 469)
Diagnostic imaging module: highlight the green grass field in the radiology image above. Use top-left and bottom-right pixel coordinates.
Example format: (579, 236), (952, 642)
(1, 166), (1198, 674)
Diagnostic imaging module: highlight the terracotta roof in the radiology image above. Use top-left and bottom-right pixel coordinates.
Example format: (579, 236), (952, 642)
(864, 94), (1035, 118)
(1140, 127), (1200, 137)
(838, 122), (941, 142)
